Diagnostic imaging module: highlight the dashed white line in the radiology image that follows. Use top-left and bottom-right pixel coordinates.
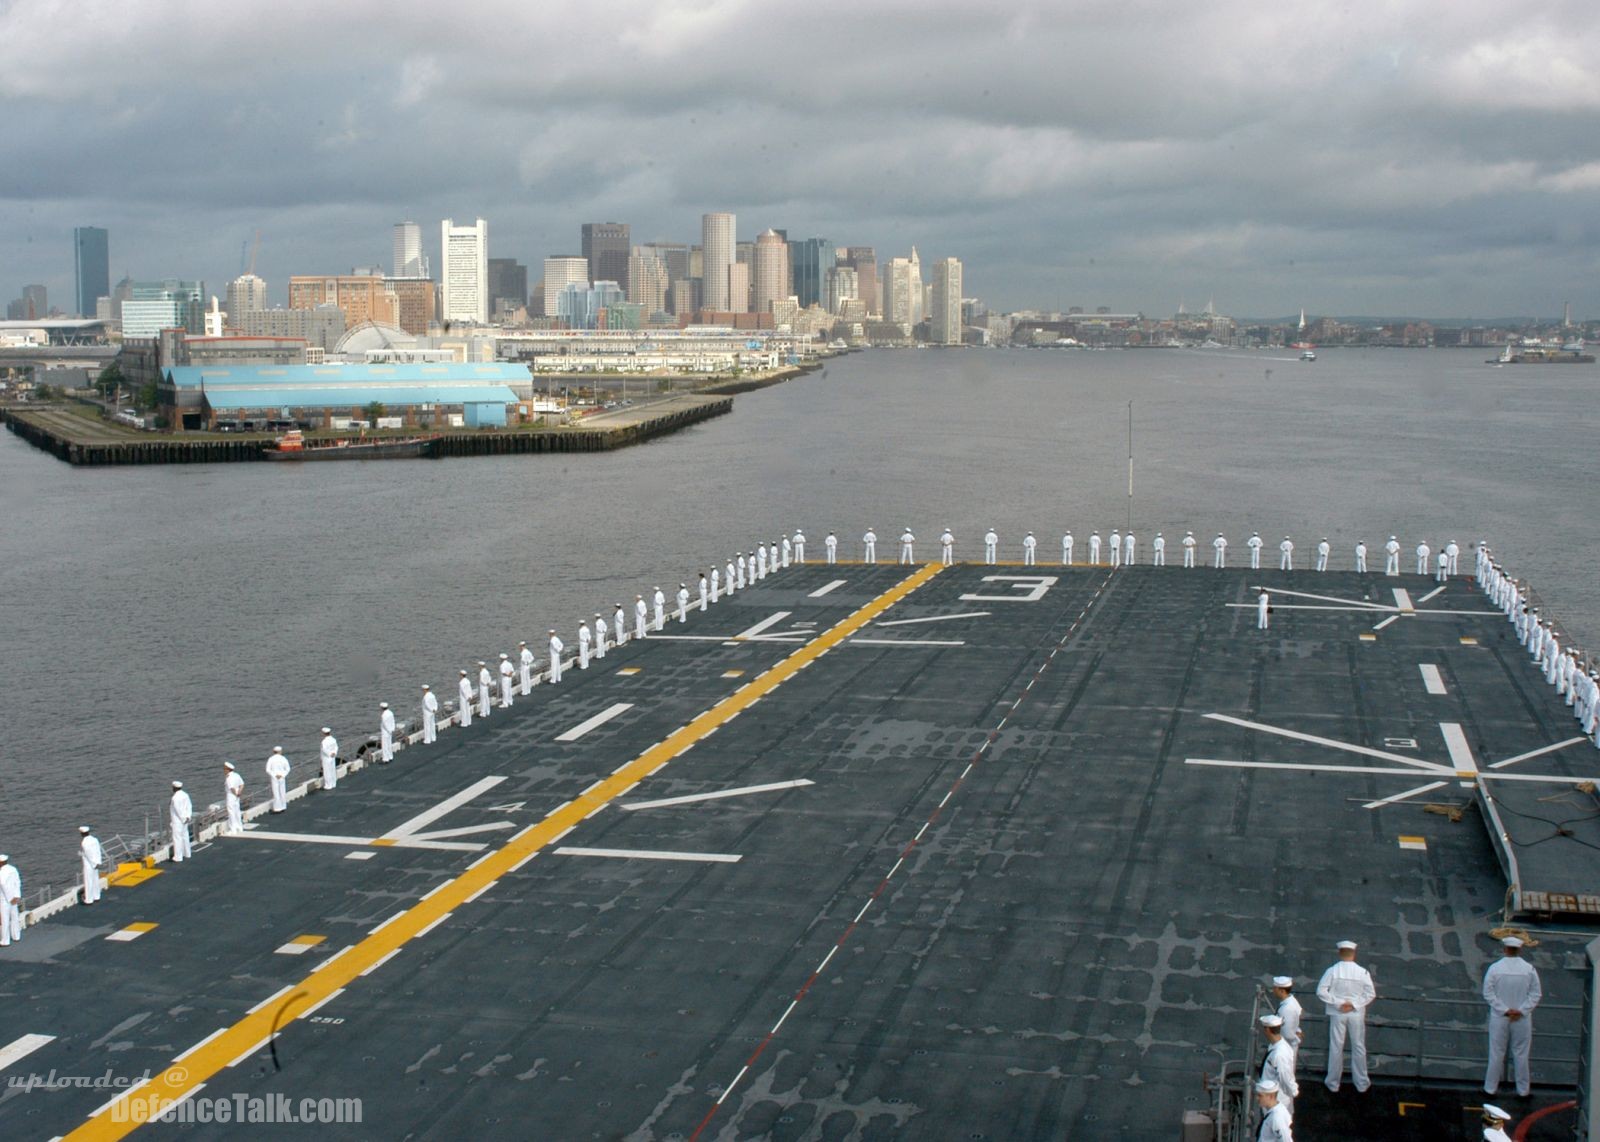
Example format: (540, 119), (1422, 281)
(0, 1033), (56, 1072)
(1419, 664), (1447, 695)
(555, 703), (635, 742)
(808, 580), (847, 598)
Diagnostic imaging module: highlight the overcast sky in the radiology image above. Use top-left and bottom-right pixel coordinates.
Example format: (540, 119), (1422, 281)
(3, 0), (1598, 319)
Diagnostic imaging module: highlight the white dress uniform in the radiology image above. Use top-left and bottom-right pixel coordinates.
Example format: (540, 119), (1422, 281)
(548, 632), (564, 683)
(1088, 532), (1101, 564)
(1063, 532), (1074, 565)
(1214, 534), (1228, 568)
(710, 567), (721, 602)
(1277, 990), (1303, 1056)
(80, 829), (104, 904)
(456, 673), (474, 726)
(1317, 950), (1376, 1091)
(1316, 539), (1330, 572)
(942, 530), (955, 565)
(1151, 533), (1164, 566)
(615, 605), (628, 647)
(0, 859), (21, 944)
(635, 596), (649, 640)
(422, 686), (439, 742)
(380, 702), (398, 759)
(1261, 1038), (1299, 1119)
(1437, 552), (1449, 583)
(900, 530), (915, 564)
(1258, 591), (1270, 629)
(1023, 532), (1037, 565)
(170, 784), (194, 861)
(1416, 542), (1431, 575)
(676, 584), (690, 622)
(698, 575), (709, 611)
(1124, 533), (1135, 564)
(1257, 1103), (1293, 1142)
(594, 615), (608, 659)
(1355, 541), (1368, 572)
(756, 545), (767, 578)
(578, 623), (592, 668)
(864, 530), (878, 563)
(1484, 947), (1541, 1097)
(736, 553), (747, 589)
(769, 541), (780, 574)
(825, 533), (837, 564)
(225, 765), (245, 831)
(1182, 532), (1196, 567)
(1446, 540), (1460, 575)
(1247, 532), (1263, 569)
(653, 587), (666, 630)
(1279, 537), (1294, 571)
(320, 729), (340, 788)
(477, 664), (492, 717)
(1109, 530), (1122, 568)
(781, 537), (792, 568)
(986, 530), (1000, 564)
(520, 644), (536, 694)
(267, 747), (291, 810)
(498, 654), (516, 699)
(794, 530), (806, 563)
(1385, 536), (1401, 574)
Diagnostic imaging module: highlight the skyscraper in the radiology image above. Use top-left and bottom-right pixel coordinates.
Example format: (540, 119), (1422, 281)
(627, 250), (670, 315)
(931, 257), (963, 345)
(581, 223), (631, 294)
(226, 273), (268, 321)
(73, 227), (109, 318)
(844, 247), (878, 316)
(541, 257), (589, 318)
(752, 230), (789, 315)
(393, 222), (427, 278)
(882, 249), (924, 332)
(20, 284), (48, 320)
(440, 218), (488, 325)
(701, 213), (735, 312)
(488, 258), (528, 315)
(788, 237), (832, 309)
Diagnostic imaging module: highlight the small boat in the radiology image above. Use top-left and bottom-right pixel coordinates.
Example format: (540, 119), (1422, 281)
(1299, 349), (1317, 361)
(265, 428), (439, 461)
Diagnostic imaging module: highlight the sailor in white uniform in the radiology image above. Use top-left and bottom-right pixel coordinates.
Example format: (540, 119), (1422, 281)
(1316, 538), (1330, 572)
(1023, 531), (1037, 565)
(1247, 531), (1263, 569)
(1258, 590), (1271, 630)
(224, 762), (245, 831)
(1317, 939), (1375, 1092)
(1271, 976), (1303, 1058)
(1151, 532), (1164, 566)
(1088, 531), (1101, 565)
(1254, 1080), (1293, 1142)
(736, 552), (747, 589)
(653, 586), (666, 630)
(710, 566), (721, 602)
(548, 630), (564, 683)
(1437, 551), (1450, 583)
(756, 544), (767, 579)
(1124, 532), (1136, 564)
(614, 603), (628, 647)
(1385, 536), (1401, 575)
(170, 781), (194, 861)
(1258, 1014), (1299, 1119)
(863, 529), (878, 564)
(457, 670), (474, 727)
(0, 856), (21, 944)
(421, 686), (439, 742)
(986, 529), (1000, 564)
(900, 529), (915, 564)
(519, 642), (536, 694)
(1063, 531), (1075, 565)
(635, 594), (649, 640)
(794, 529), (806, 563)
(676, 583), (690, 622)
(1447, 539), (1460, 576)
(1481, 1104), (1513, 1142)
(942, 529), (956, 565)
(1278, 536), (1294, 571)
(1355, 540), (1368, 572)
(593, 614), (608, 659)
(698, 573), (709, 612)
(1214, 533), (1228, 569)
(266, 746), (291, 811)
(79, 826), (104, 904)
(825, 532), (838, 564)
(1484, 935), (1541, 1098)
(1109, 529), (1122, 568)
(1182, 531), (1196, 568)
(1416, 540), (1431, 575)
(781, 535), (792, 568)
(769, 540), (780, 574)
(320, 727), (339, 789)
(578, 622), (592, 668)
(476, 662), (492, 718)
(498, 654), (516, 703)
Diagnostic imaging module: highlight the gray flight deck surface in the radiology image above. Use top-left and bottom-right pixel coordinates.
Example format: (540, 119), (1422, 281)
(1, 562), (1593, 1140)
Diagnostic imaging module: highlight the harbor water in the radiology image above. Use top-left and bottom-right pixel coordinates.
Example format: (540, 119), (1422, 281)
(1, 347), (1595, 890)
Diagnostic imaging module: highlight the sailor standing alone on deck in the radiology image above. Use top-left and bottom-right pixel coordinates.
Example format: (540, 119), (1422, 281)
(900, 529), (915, 564)
(421, 686), (439, 743)
(863, 529), (878, 564)
(79, 826), (103, 904)
(266, 746), (291, 811)
(986, 528), (1000, 564)
(1023, 531), (1037, 565)
(380, 700), (397, 759)
(1257, 590), (1271, 629)
(1317, 939), (1375, 1092)
(319, 727), (340, 789)
(1484, 935), (1541, 1099)
(825, 532), (837, 564)
(942, 529), (956, 565)
(169, 781), (194, 860)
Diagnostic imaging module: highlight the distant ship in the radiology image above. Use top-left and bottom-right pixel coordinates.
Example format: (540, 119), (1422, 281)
(1299, 348), (1317, 361)
(1489, 342), (1595, 365)
(265, 428), (439, 461)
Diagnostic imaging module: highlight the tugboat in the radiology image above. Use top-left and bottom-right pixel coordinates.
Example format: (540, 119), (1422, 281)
(264, 428), (439, 461)
(1299, 348), (1317, 361)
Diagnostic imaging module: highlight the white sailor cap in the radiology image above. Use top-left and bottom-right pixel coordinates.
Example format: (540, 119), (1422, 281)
(79, 825), (91, 834)
(1482, 1103), (1510, 1122)
(1254, 1078), (1279, 1094)
(498, 653), (508, 660)
(477, 660), (486, 666)
(380, 701), (389, 708)
(321, 726), (332, 734)
(1336, 939), (1358, 950)
(458, 669), (468, 675)
(421, 685), (430, 691)
(273, 745), (285, 751)
(1271, 975), (1294, 988)
(1258, 1014), (1283, 1028)
(224, 762), (236, 771)
(1502, 936), (1524, 948)
(0, 855), (8, 862)
(172, 780), (184, 789)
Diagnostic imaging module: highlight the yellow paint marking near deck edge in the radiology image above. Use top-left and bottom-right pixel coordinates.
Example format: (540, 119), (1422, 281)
(1398, 835), (1428, 851)
(106, 863), (161, 887)
(69, 561), (946, 1140)
(616, 667), (641, 676)
(1359, 633), (1378, 642)
(1460, 637), (1478, 646)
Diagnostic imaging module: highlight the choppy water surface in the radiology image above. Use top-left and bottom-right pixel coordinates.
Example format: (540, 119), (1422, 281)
(1, 347), (1595, 888)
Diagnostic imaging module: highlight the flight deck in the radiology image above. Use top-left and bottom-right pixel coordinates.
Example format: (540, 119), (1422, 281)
(0, 559), (1593, 1140)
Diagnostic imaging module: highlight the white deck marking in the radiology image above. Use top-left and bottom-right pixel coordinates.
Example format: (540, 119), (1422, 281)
(233, 831), (377, 846)
(1188, 759), (1460, 778)
(555, 703), (634, 742)
(344, 851), (375, 861)
(399, 822), (515, 841)
(848, 638), (966, 647)
(1418, 585), (1447, 603)
(808, 579), (847, 597)
(1363, 781), (1449, 810)
(959, 575), (1057, 603)
(875, 611), (990, 627)
(554, 846), (742, 863)
(1373, 615), (1400, 630)
(1441, 722), (1478, 785)
(359, 949), (400, 977)
(382, 776), (508, 839)
(0, 1034), (55, 1072)
(1489, 737), (1590, 770)
(1419, 664), (1447, 694)
(1392, 588), (1415, 612)
(1203, 713), (1453, 771)
(621, 779), (815, 811)
(731, 612), (793, 640)
(651, 633), (807, 643)
(1248, 587), (1395, 611)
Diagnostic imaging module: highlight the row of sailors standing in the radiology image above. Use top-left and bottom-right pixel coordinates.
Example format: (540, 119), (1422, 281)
(1478, 545), (1600, 750)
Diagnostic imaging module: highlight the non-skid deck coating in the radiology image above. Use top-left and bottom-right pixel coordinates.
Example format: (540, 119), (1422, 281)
(0, 563), (1592, 1140)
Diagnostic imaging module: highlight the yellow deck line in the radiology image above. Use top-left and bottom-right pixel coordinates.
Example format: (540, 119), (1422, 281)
(69, 561), (944, 1138)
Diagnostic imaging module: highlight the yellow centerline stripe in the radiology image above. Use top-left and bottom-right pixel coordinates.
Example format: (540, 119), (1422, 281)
(70, 561), (945, 1138)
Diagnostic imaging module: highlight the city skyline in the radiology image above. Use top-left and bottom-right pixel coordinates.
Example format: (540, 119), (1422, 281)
(1, 1), (1597, 318)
